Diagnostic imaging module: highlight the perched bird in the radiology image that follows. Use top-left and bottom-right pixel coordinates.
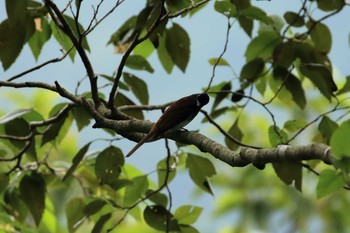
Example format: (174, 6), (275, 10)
(126, 93), (209, 157)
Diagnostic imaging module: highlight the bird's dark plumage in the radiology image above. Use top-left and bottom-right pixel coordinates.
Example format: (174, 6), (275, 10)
(126, 93), (209, 157)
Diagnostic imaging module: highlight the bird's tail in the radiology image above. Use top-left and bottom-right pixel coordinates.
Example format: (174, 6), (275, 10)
(125, 131), (156, 157)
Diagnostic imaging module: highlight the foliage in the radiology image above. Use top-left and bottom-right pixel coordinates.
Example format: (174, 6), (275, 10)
(0, 0), (350, 232)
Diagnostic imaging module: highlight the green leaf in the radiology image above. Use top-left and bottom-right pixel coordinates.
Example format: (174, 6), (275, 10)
(330, 122), (350, 159)
(64, 15), (90, 52)
(225, 118), (243, 151)
(146, 189), (168, 207)
(0, 20), (26, 70)
(92, 213), (112, 233)
(299, 64), (337, 101)
(95, 146), (124, 186)
(283, 119), (307, 133)
(273, 67), (306, 109)
(71, 106), (91, 131)
(157, 33), (174, 73)
(29, 17), (52, 60)
(144, 205), (180, 231)
(114, 92), (144, 119)
(208, 57), (230, 66)
(214, 0), (236, 18)
(50, 20), (76, 61)
(186, 154), (216, 195)
(123, 175), (149, 206)
(83, 199), (107, 217)
(307, 21), (332, 53)
(245, 32), (281, 61)
(0, 173), (9, 193)
(19, 172), (46, 226)
(238, 6), (269, 24)
(337, 75), (350, 95)
(4, 118), (30, 149)
(166, 23), (190, 72)
(174, 205), (203, 225)
(63, 142), (92, 181)
(284, 12), (304, 27)
(6, 0), (27, 22)
(273, 162), (302, 191)
(238, 16), (253, 37)
(318, 116), (338, 143)
(134, 39), (155, 58)
(125, 55), (154, 73)
(316, 169), (345, 198)
(258, 15), (285, 34)
(108, 16), (137, 45)
(123, 72), (149, 105)
(268, 126), (288, 146)
(240, 58), (265, 82)
(317, 0), (345, 11)
(212, 81), (231, 110)
(41, 110), (70, 146)
(157, 157), (176, 187)
(0, 109), (32, 124)
(66, 197), (85, 232)
(273, 41), (297, 68)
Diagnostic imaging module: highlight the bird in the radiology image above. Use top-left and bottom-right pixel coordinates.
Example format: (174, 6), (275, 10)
(126, 93), (210, 157)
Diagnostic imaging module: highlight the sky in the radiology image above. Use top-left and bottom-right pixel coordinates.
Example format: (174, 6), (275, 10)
(1, 0), (350, 232)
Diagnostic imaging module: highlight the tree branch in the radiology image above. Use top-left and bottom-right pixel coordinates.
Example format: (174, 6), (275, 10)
(45, 0), (100, 107)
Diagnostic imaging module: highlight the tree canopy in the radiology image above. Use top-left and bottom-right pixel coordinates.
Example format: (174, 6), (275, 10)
(1, 0), (350, 232)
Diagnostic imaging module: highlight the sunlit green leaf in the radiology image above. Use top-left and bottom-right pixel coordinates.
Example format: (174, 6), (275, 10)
(174, 205), (203, 225)
(283, 119), (307, 133)
(208, 57), (230, 66)
(330, 122), (350, 159)
(316, 169), (344, 198)
(268, 126), (288, 146)
(214, 0), (236, 18)
(124, 175), (149, 206)
(66, 197), (85, 232)
(337, 75), (350, 95)
(245, 32), (281, 61)
(186, 154), (216, 195)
